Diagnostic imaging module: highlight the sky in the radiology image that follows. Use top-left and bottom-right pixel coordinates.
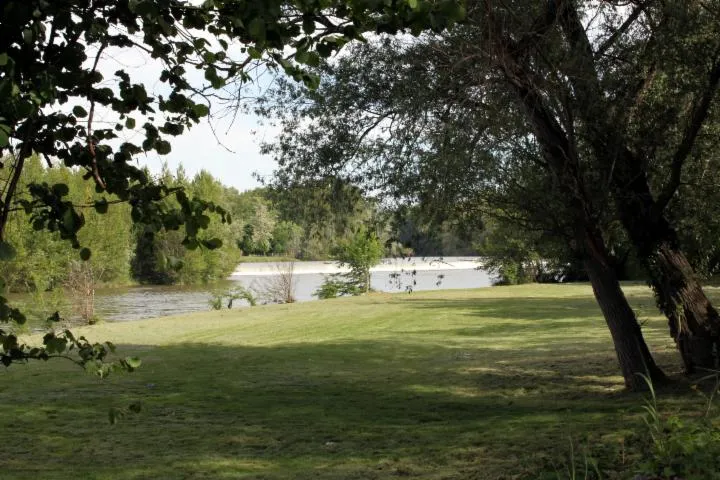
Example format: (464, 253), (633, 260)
(140, 105), (279, 193)
(92, 39), (280, 193)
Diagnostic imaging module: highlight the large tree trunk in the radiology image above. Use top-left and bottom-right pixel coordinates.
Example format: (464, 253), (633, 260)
(583, 232), (667, 390)
(550, 0), (720, 372)
(650, 240), (719, 372)
(611, 164), (720, 372)
(494, 39), (667, 389)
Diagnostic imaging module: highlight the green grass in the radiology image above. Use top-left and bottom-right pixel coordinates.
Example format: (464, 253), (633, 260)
(1, 283), (718, 479)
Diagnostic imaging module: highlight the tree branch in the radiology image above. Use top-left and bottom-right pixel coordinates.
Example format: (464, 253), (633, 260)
(656, 57), (720, 210)
(0, 126), (35, 242)
(595, 1), (651, 58)
(87, 41), (108, 190)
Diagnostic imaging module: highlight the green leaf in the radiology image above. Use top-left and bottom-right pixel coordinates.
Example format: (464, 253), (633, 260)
(203, 238), (223, 249)
(72, 105), (88, 118)
(125, 356), (142, 369)
(0, 124), (10, 147)
(248, 18), (266, 41)
(62, 209), (75, 231)
(125, 117), (136, 129)
(0, 53), (8, 66)
(0, 241), (17, 261)
(155, 140), (172, 155)
(305, 52), (321, 68)
(52, 183), (69, 197)
(94, 199), (109, 214)
(80, 248), (92, 261)
(295, 50), (309, 64)
(408, 0), (419, 9)
(193, 104), (210, 117)
(183, 237), (199, 250)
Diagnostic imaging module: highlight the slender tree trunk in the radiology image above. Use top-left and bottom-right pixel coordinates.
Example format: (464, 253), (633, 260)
(582, 231), (668, 390)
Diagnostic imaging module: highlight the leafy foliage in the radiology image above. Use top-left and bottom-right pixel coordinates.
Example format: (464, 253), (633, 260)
(315, 226), (383, 298)
(209, 285), (257, 309)
(0, 0), (465, 371)
(255, 1), (720, 377)
(635, 375), (720, 480)
(314, 275), (362, 299)
(131, 166), (242, 284)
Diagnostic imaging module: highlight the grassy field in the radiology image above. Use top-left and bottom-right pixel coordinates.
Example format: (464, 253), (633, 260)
(1, 284), (718, 479)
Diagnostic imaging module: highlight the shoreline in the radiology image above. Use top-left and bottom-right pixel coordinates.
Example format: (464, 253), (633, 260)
(230, 256), (483, 277)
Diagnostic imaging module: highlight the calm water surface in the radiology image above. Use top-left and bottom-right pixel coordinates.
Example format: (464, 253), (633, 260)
(86, 258), (493, 322)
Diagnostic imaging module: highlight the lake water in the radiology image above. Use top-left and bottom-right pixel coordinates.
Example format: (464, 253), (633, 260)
(85, 257), (493, 322)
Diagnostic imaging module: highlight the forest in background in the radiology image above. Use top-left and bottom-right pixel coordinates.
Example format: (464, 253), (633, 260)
(4, 151), (718, 297)
(0, 155), (479, 294)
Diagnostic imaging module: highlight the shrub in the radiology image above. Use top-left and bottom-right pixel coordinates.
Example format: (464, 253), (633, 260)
(209, 285), (257, 310)
(314, 275), (362, 299)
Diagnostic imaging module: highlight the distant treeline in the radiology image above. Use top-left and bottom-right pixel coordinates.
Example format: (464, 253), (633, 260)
(0, 158), (478, 292)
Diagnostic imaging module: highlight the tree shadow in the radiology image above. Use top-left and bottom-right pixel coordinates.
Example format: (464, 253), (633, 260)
(0, 335), (692, 480)
(394, 296), (613, 322)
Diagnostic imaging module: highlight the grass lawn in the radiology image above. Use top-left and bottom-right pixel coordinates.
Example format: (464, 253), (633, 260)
(1, 283), (718, 479)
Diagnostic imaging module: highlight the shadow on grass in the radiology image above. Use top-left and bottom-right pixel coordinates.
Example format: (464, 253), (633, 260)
(395, 296), (606, 322)
(0, 286), (693, 480)
(0, 335), (687, 480)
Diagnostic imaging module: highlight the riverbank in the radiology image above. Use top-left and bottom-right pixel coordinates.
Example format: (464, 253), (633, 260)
(9, 259), (492, 325)
(231, 256), (483, 276)
(2, 284), (716, 479)
(237, 255), (301, 263)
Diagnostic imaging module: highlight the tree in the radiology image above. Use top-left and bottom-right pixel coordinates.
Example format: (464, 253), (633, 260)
(265, 178), (378, 259)
(0, 0), (465, 371)
(131, 167), (242, 284)
(246, 198), (277, 255)
(271, 221), (303, 256)
(335, 226), (384, 293)
(528, 0), (720, 372)
(257, 1), (720, 383)
(316, 225), (384, 297)
(257, 36), (670, 388)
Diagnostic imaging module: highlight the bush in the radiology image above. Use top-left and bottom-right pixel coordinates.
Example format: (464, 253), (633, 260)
(635, 375), (720, 479)
(323, 226), (383, 296)
(314, 275), (362, 299)
(251, 262), (297, 304)
(209, 285), (257, 310)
